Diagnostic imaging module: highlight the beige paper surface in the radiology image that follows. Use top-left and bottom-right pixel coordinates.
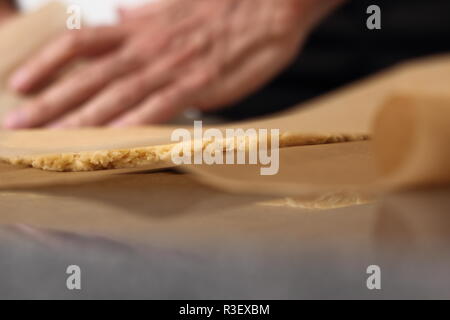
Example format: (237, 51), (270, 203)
(184, 92), (450, 196)
(183, 141), (377, 196)
(373, 93), (450, 189)
(0, 169), (381, 249)
(0, 4), (449, 196)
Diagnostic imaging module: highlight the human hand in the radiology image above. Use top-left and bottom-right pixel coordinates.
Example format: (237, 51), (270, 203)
(3, 0), (343, 129)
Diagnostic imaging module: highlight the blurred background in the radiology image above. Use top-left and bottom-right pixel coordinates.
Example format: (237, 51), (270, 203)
(218, 0), (450, 120)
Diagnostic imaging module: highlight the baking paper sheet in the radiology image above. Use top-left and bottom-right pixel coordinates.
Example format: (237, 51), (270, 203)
(0, 3), (449, 196)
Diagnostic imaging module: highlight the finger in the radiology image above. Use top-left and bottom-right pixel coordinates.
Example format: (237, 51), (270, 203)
(3, 53), (136, 129)
(47, 68), (172, 128)
(118, 0), (190, 23)
(108, 24), (226, 128)
(9, 19), (206, 129)
(109, 71), (211, 127)
(9, 26), (127, 93)
(199, 35), (302, 110)
(224, 1), (270, 65)
(47, 34), (208, 128)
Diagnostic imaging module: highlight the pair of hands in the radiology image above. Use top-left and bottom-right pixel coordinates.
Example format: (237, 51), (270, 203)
(3, 0), (343, 129)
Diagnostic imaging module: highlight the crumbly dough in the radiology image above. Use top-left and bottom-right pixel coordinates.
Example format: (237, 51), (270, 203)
(2, 132), (368, 172)
(258, 192), (373, 210)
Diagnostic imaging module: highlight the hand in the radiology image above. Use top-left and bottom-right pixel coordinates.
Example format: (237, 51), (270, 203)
(0, 0), (16, 24)
(3, 0), (343, 129)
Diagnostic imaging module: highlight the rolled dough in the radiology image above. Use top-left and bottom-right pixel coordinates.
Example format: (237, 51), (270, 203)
(2, 132), (368, 172)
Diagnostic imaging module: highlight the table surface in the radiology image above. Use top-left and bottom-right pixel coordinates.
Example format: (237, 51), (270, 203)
(0, 170), (449, 299)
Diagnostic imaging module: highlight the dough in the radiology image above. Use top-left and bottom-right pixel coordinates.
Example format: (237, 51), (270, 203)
(2, 132), (368, 172)
(258, 193), (372, 210)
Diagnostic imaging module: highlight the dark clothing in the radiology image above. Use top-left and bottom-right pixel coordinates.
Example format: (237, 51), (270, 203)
(216, 0), (450, 120)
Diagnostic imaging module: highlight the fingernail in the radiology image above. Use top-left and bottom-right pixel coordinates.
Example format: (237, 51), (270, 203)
(3, 110), (26, 129)
(9, 69), (29, 91)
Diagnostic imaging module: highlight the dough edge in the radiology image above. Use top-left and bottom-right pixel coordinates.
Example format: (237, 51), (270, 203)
(1, 132), (369, 172)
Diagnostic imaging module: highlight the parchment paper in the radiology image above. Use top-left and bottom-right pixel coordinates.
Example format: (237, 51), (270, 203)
(0, 3), (449, 195)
